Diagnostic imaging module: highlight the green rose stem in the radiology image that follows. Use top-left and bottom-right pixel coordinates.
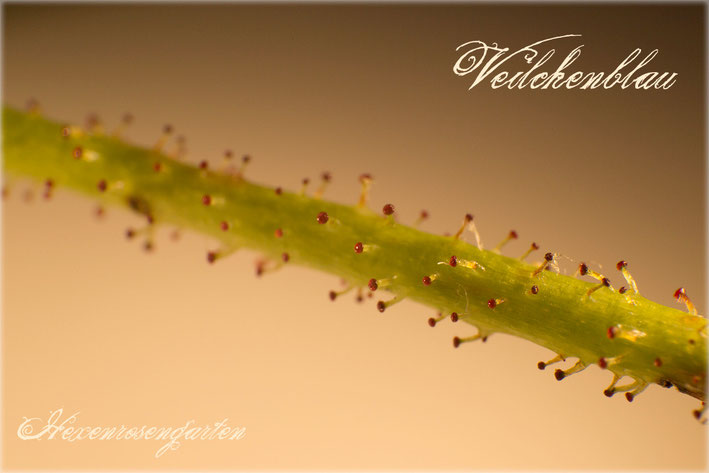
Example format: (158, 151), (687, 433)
(3, 106), (706, 416)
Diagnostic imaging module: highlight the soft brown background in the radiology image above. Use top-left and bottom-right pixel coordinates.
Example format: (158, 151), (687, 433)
(2, 3), (706, 470)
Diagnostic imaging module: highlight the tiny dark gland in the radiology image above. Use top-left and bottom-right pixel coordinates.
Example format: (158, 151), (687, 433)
(532, 242), (539, 250)
(72, 147), (83, 159)
(377, 301), (386, 313)
(554, 369), (565, 381)
(329, 291), (337, 301)
(368, 279), (378, 291)
(545, 252), (553, 261)
(354, 242), (364, 254)
(654, 358), (663, 367)
(449, 255), (457, 267)
(602, 278), (610, 287)
(202, 195), (212, 206)
(316, 212), (329, 224)
(282, 253), (290, 263)
(427, 318), (436, 328)
(464, 213), (473, 222)
(537, 362), (546, 370)
(579, 263), (588, 275)
(487, 299), (497, 309)
(616, 260), (627, 270)
(625, 393), (634, 402)
(275, 187), (283, 195)
(531, 285), (539, 294)
(453, 337), (461, 348)
(509, 230), (518, 239)
(422, 276), (432, 286)
(619, 287), (627, 294)
(450, 312), (459, 322)
(383, 204), (395, 215)
(604, 389), (614, 398)
(598, 357), (607, 369)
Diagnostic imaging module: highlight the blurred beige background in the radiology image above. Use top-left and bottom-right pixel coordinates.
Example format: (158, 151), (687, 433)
(2, 3), (706, 470)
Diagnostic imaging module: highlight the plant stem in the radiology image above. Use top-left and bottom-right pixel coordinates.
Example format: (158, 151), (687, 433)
(3, 106), (706, 405)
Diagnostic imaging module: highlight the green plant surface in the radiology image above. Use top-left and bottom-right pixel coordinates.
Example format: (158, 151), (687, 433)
(3, 106), (706, 409)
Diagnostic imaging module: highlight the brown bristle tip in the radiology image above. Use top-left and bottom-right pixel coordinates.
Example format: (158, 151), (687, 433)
(368, 278), (378, 291)
(329, 291), (337, 301)
(449, 255), (457, 267)
(554, 369), (565, 381)
(420, 210), (429, 219)
(598, 357), (607, 369)
(199, 160), (208, 170)
(625, 393), (634, 402)
(619, 286), (627, 294)
(427, 317), (436, 327)
(275, 187), (283, 195)
(450, 312), (459, 322)
(422, 276), (432, 286)
(224, 150), (233, 159)
(382, 204), (395, 216)
(674, 288), (686, 299)
(654, 358), (663, 367)
(530, 285), (539, 294)
(487, 299), (497, 309)
(607, 326), (617, 339)
(354, 242), (364, 254)
(72, 147), (83, 159)
(282, 253), (290, 263)
(359, 173), (372, 183)
(601, 278), (611, 287)
(579, 263), (588, 275)
(220, 221), (229, 231)
(163, 124), (173, 134)
(206, 251), (218, 264)
(321, 172), (331, 182)
(604, 389), (614, 398)
(44, 179), (54, 188)
(242, 154), (251, 164)
(376, 301), (386, 313)
(143, 241), (154, 252)
(689, 339), (696, 345)
(453, 337), (461, 348)
(464, 213), (473, 222)
(274, 228), (283, 238)
(509, 230), (518, 239)
(302, 178), (310, 186)
(316, 211), (329, 224)
(544, 252), (554, 262)
(693, 409), (702, 419)
(153, 162), (162, 172)
(97, 180), (107, 192)
(202, 195), (212, 206)
(531, 242), (539, 250)
(616, 260), (627, 270)
(125, 229), (135, 239)
(537, 361), (546, 370)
